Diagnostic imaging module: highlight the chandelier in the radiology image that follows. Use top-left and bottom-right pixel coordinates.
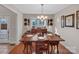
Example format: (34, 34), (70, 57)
(37, 4), (48, 20)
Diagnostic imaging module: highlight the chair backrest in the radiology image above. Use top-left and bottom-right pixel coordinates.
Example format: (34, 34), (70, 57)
(36, 40), (49, 46)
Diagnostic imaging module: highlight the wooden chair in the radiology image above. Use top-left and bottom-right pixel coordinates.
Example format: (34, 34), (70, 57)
(27, 41), (32, 54)
(21, 36), (32, 54)
(49, 34), (60, 54)
(23, 41), (32, 54)
(35, 40), (49, 54)
(49, 41), (59, 54)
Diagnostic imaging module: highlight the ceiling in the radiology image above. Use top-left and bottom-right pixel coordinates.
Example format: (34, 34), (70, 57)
(10, 4), (71, 14)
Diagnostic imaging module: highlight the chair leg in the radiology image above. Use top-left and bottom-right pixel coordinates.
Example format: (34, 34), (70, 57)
(52, 45), (54, 54)
(23, 43), (28, 54)
(23, 44), (26, 53)
(30, 45), (32, 54)
(50, 45), (52, 54)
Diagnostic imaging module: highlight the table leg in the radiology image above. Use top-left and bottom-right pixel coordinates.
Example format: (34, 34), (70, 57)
(23, 43), (26, 53)
(23, 43), (28, 54)
(29, 42), (32, 54)
(57, 42), (59, 54)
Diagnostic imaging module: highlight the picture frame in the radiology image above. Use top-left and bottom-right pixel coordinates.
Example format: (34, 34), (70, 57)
(47, 19), (53, 26)
(24, 18), (27, 21)
(61, 15), (65, 28)
(76, 11), (79, 29)
(24, 18), (30, 26)
(65, 14), (74, 27)
(24, 23), (27, 26)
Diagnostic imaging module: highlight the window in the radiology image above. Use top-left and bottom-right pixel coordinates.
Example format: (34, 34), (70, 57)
(0, 18), (7, 30)
(32, 19), (46, 28)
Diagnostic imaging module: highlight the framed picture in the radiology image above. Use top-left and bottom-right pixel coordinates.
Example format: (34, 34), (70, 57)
(61, 15), (65, 28)
(76, 11), (79, 29)
(24, 18), (27, 21)
(24, 23), (27, 26)
(65, 14), (74, 27)
(24, 18), (30, 26)
(47, 19), (53, 26)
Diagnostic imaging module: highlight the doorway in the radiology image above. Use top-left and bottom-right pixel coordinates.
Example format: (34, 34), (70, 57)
(0, 18), (9, 43)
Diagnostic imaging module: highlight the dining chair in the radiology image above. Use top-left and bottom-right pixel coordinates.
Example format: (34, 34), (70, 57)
(35, 40), (49, 54)
(27, 41), (32, 54)
(23, 41), (32, 54)
(49, 41), (59, 54)
(49, 34), (60, 54)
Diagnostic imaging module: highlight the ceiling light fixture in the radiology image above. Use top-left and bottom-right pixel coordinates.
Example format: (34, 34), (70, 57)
(37, 4), (48, 20)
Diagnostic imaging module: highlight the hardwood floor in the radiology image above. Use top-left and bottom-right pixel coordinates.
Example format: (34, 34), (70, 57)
(0, 43), (72, 54)
(9, 43), (72, 54)
(0, 43), (15, 54)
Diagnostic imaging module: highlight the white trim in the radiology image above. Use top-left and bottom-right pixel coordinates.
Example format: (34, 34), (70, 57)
(61, 43), (77, 54)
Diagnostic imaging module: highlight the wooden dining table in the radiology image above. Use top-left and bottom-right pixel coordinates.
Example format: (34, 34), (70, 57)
(20, 33), (65, 54)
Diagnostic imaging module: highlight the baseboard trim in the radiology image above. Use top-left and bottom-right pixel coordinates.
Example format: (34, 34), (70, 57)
(60, 43), (73, 54)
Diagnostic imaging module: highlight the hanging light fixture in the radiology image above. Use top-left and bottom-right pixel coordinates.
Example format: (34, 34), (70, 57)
(37, 4), (48, 20)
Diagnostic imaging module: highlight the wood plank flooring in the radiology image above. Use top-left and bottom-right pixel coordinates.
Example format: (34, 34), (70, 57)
(0, 43), (15, 54)
(0, 43), (72, 54)
(9, 43), (72, 54)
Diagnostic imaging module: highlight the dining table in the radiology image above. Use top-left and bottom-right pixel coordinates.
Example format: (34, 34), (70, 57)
(20, 33), (65, 54)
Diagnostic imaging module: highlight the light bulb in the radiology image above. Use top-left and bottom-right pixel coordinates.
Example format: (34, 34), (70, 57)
(37, 16), (40, 19)
(45, 16), (48, 19)
(41, 15), (44, 18)
(43, 17), (45, 20)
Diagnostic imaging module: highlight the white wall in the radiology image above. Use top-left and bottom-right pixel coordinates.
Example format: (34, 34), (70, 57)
(9, 15), (17, 44)
(0, 5), (17, 43)
(55, 4), (79, 53)
(2, 4), (24, 44)
(23, 14), (55, 34)
(16, 13), (23, 44)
